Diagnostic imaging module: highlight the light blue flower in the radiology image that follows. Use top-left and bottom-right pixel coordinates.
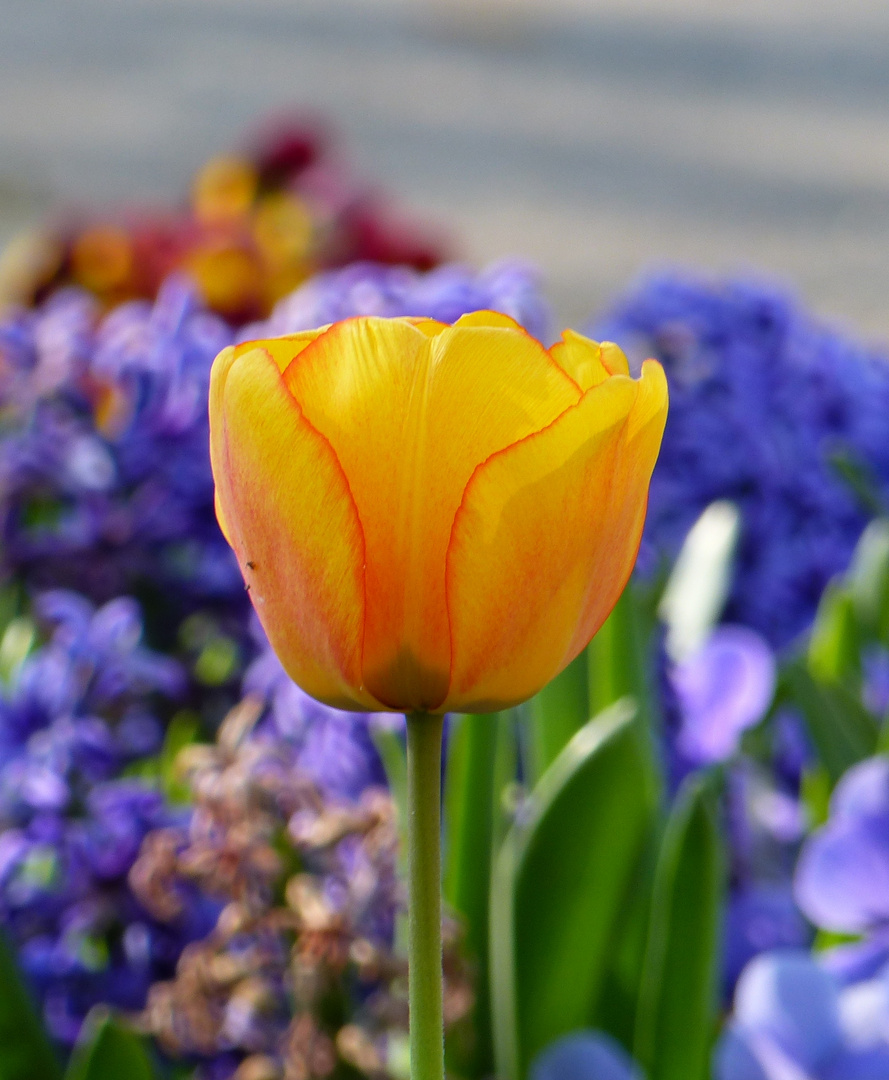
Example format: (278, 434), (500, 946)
(716, 951), (889, 1079)
(531, 1032), (645, 1080)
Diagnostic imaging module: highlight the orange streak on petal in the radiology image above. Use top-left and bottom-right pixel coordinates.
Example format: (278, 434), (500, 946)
(210, 344), (380, 711)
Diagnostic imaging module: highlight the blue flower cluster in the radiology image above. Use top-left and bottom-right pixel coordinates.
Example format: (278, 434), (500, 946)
(0, 589), (215, 1044)
(0, 278), (239, 605)
(593, 273), (889, 648)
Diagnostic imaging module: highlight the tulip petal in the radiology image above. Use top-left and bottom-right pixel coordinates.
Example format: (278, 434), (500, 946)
(601, 341), (631, 377)
(402, 317), (449, 338)
(210, 344), (379, 711)
(550, 329), (611, 391)
(452, 310), (526, 331)
(444, 360), (667, 711)
(284, 317), (581, 711)
(234, 328), (326, 373)
(550, 331), (631, 392)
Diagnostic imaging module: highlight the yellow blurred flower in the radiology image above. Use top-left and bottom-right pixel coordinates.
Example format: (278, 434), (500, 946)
(70, 226), (133, 297)
(209, 313), (667, 713)
(192, 156), (258, 225)
(253, 192), (314, 268)
(183, 241), (263, 320)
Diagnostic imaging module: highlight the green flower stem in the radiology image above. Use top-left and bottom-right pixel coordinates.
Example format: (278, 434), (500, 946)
(406, 710), (445, 1080)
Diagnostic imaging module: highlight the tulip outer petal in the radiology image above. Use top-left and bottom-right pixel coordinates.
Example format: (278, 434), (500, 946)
(210, 342), (381, 711)
(443, 361), (667, 712)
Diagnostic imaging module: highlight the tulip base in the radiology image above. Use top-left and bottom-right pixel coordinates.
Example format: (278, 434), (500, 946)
(406, 710), (446, 1080)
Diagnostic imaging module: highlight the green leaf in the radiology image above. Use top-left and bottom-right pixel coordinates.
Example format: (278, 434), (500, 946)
(658, 501), (739, 663)
(526, 651), (588, 784)
(588, 585), (644, 716)
(826, 446), (888, 517)
(782, 661), (878, 783)
(160, 710), (202, 803)
(593, 834), (659, 1052)
(0, 928), (61, 1080)
(847, 518), (889, 644)
(808, 583), (861, 688)
(443, 711), (514, 1078)
(587, 583), (662, 805)
(800, 764), (832, 828)
(634, 773), (725, 1080)
(64, 1009), (154, 1080)
(490, 700), (656, 1080)
(0, 616), (36, 687)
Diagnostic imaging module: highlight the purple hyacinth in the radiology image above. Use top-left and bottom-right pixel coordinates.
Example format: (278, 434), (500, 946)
(240, 259), (552, 343)
(592, 272), (889, 648)
(716, 950), (889, 1079)
(133, 694), (471, 1079)
(0, 590), (214, 1044)
(0, 277), (240, 605)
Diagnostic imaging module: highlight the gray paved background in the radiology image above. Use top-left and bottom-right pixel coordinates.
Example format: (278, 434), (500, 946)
(3, 0), (889, 336)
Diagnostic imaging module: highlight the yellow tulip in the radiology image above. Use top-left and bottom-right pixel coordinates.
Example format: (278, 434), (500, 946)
(209, 312), (667, 714)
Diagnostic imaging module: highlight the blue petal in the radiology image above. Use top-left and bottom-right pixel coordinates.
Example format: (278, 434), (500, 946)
(530, 1032), (644, 1080)
(732, 950), (843, 1070)
(831, 757), (889, 822)
(795, 814), (889, 934)
(714, 1028), (770, 1080)
(672, 626), (776, 765)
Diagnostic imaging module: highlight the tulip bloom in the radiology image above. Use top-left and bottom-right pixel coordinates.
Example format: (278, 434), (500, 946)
(209, 312), (667, 715)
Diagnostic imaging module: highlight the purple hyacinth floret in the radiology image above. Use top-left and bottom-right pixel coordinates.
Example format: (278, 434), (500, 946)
(592, 272), (889, 647)
(0, 590), (214, 1044)
(240, 259), (552, 343)
(716, 950), (889, 1079)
